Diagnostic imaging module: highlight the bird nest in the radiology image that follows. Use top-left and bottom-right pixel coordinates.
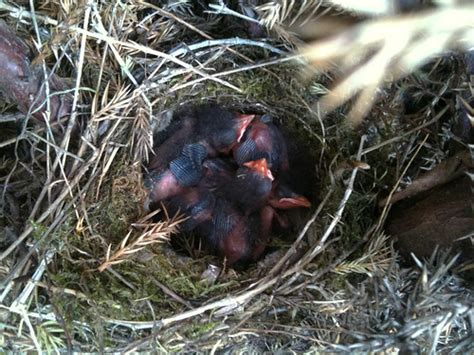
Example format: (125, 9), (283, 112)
(0, 1), (472, 353)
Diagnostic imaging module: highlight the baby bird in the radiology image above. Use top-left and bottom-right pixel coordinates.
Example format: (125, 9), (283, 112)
(246, 205), (275, 264)
(146, 105), (253, 202)
(193, 104), (255, 156)
(200, 198), (261, 268)
(145, 105), (310, 268)
(225, 158), (274, 214)
(168, 143), (208, 187)
(163, 158), (234, 231)
(146, 169), (187, 203)
(165, 157), (271, 267)
(148, 114), (196, 173)
(146, 144), (207, 204)
(267, 183), (312, 230)
(165, 187), (216, 232)
(200, 159), (275, 268)
(145, 114), (198, 203)
(212, 204), (275, 269)
(233, 114), (289, 176)
(211, 200), (250, 267)
(198, 157), (274, 214)
(199, 158), (236, 192)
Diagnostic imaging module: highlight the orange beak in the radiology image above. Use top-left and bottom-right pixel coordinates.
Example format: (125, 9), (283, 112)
(243, 158), (274, 181)
(235, 113), (255, 142)
(277, 196), (311, 209)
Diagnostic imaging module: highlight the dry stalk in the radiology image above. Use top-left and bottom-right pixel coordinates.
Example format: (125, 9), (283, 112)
(128, 94), (153, 163)
(333, 233), (394, 276)
(375, 134), (430, 234)
(301, 5), (474, 124)
(257, 0), (324, 30)
(2, 1), (472, 352)
(98, 210), (184, 272)
(0, 1), (242, 92)
(140, 0), (266, 68)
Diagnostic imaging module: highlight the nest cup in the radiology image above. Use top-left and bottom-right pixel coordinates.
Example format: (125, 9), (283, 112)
(146, 103), (318, 267)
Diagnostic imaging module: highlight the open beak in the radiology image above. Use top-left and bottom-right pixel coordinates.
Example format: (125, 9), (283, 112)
(269, 194), (311, 209)
(243, 158), (274, 181)
(235, 113), (255, 142)
(278, 196), (311, 208)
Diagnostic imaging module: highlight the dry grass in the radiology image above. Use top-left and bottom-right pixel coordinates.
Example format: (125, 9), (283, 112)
(98, 209), (184, 272)
(0, 0), (472, 353)
(301, 5), (474, 125)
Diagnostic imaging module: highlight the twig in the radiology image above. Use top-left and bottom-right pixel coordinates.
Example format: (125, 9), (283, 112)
(19, 308), (42, 353)
(0, 1), (242, 93)
(169, 54), (302, 93)
(143, 54), (301, 92)
(0, 213), (70, 303)
(139, 0), (265, 77)
(376, 134), (430, 233)
(301, 5), (474, 123)
(361, 106), (448, 156)
(168, 38), (287, 58)
(151, 278), (194, 310)
(0, 113), (23, 123)
(278, 135), (367, 290)
(139, 1), (211, 39)
(105, 277), (277, 330)
(10, 250), (55, 311)
(263, 185), (335, 278)
(207, 1), (261, 23)
(33, 281), (87, 299)
(0, 144), (99, 262)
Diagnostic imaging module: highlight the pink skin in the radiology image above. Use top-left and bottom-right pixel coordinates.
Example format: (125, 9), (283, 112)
(171, 188), (214, 227)
(268, 182), (311, 209)
(182, 189), (213, 223)
(215, 205), (249, 265)
(232, 119), (272, 163)
(149, 170), (185, 203)
(221, 206), (275, 265)
(193, 208), (213, 225)
(248, 120), (272, 150)
(250, 205), (274, 261)
(273, 211), (290, 229)
(235, 113), (255, 143)
(218, 212), (249, 265)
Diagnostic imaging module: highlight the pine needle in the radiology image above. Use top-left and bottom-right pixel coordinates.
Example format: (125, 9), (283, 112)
(98, 210), (185, 272)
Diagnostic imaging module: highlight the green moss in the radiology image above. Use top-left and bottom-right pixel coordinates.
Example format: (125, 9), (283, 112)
(42, 47), (375, 351)
(49, 215), (241, 335)
(85, 156), (144, 244)
(30, 221), (49, 241)
(181, 320), (220, 340)
(29, 217), (75, 253)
